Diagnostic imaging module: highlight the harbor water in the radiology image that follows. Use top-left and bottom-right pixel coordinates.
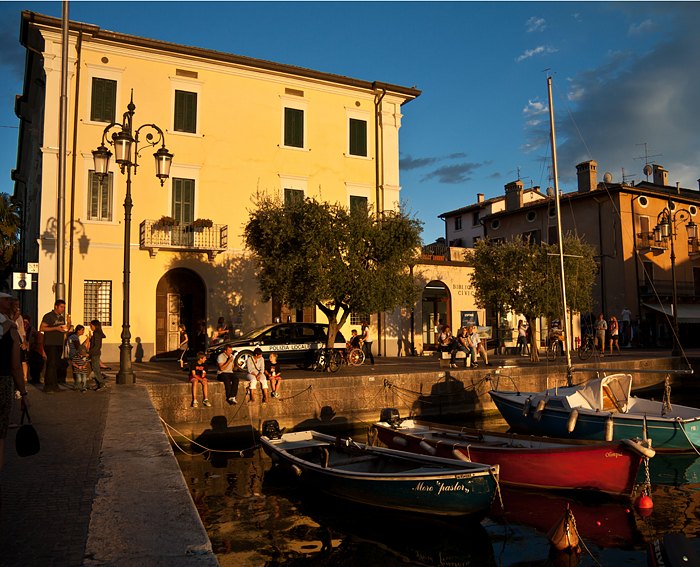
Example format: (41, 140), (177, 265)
(175, 389), (700, 566)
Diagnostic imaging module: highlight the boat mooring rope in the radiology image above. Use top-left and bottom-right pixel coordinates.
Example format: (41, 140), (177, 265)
(676, 417), (700, 456)
(159, 416), (260, 456)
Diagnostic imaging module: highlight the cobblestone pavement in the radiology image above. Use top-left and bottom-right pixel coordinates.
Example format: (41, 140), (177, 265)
(1, 382), (110, 567)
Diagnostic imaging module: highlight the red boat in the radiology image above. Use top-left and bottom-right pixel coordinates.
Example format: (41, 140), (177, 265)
(372, 409), (655, 497)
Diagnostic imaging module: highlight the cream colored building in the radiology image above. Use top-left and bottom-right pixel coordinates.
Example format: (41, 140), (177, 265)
(13, 12), (420, 359)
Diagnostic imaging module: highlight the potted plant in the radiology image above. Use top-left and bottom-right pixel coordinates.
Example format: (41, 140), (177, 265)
(154, 215), (177, 230)
(191, 218), (213, 230)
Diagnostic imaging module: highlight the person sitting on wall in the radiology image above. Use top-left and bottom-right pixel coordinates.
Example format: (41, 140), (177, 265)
(436, 324), (454, 353)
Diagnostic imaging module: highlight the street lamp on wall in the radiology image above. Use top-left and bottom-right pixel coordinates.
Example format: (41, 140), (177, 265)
(93, 90), (173, 384)
(652, 199), (696, 356)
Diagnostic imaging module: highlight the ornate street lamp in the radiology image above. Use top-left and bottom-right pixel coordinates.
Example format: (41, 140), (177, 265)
(653, 199), (696, 357)
(93, 90), (173, 384)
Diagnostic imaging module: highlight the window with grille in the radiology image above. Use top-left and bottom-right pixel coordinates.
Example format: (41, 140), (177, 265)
(84, 280), (112, 326)
(349, 118), (367, 156)
(174, 90), (197, 133)
(284, 107), (304, 148)
(350, 312), (367, 326)
(87, 171), (113, 221)
(284, 188), (304, 207)
(350, 195), (368, 215)
(90, 78), (117, 123)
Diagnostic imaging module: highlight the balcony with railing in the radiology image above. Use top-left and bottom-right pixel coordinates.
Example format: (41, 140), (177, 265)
(638, 280), (696, 298)
(139, 219), (228, 260)
(637, 231), (668, 251)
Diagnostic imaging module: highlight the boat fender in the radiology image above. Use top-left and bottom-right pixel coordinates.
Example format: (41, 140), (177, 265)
(567, 409), (579, 433)
(392, 436), (408, 448)
(419, 440), (437, 455)
(290, 464), (303, 477)
(451, 448), (471, 462)
(534, 399), (546, 421)
(635, 493), (653, 511)
(522, 396), (532, 417)
(547, 505), (580, 553)
(605, 416), (614, 442)
(622, 438), (656, 459)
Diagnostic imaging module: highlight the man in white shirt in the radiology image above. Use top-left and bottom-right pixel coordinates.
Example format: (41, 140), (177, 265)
(468, 326), (490, 366)
(245, 348), (268, 403)
(217, 344), (239, 405)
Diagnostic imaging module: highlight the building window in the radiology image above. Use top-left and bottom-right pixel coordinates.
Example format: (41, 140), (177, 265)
(90, 78), (117, 123)
(491, 219), (501, 230)
(454, 216), (462, 230)
(350, 195), (368, 215)
(349, 118), (368, 156)
(638, 196), (649, 208)
(350, 312), (367, 326)
(526, 210), (537, 222)
(84, 280), (112, 326)
(174, 90), (197, 133)
(284, 107), (304, 148)
(172, 178), (195, 224)
(642, 261), (654, 288)
(472, 211), (480, 226)
(694, 267), (700, 297)
(548, 226), (558, 245)
(522, 229), (541, 244)
(87, 171), (113, 222)
(284, 188), (304, 206)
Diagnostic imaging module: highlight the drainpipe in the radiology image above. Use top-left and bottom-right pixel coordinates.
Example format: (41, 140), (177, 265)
(596, 198), (607, 315)
(374, 85), (386, 356)
(56, 1), (70, 302)
(67, 31), (83, 314)
(631, 195), (642, 336)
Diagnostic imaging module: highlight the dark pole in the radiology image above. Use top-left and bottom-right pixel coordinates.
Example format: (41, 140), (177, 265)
(116, 165), (135, 384)
(669, 216), (680, 357)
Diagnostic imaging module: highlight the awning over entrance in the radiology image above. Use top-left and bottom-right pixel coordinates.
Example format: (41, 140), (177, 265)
(642, 303), (700, 323)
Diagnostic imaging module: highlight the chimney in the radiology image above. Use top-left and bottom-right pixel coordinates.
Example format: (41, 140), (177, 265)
(576, 160), (598, 192)
(477, 193), (484, 203)
(653, 164), (668, 186)
(504, 180), (524, 211)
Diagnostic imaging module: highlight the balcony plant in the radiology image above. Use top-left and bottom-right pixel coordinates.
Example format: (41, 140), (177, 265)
(191, 218), (213, 229)
(154, 215), (177, 229)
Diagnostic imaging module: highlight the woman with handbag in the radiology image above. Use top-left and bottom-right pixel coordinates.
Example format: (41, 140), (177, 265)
(0, 292), (30, 472)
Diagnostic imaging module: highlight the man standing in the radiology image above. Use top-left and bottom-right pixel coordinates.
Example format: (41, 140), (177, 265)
(594, 313), (608, 356)
(40, 299), (68, 393)
(620, 307), (632, 347)
(0, 291), (29, 474)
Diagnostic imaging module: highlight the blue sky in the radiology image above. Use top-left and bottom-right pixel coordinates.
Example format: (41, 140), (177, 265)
(1, 2), (699, 243)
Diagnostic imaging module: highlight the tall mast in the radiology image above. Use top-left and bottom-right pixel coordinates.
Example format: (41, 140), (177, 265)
(547, 76), (573, 386)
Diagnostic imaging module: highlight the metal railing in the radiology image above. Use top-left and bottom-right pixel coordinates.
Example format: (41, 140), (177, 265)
(139, 219), (228, 259)
(637, 231), (668, 250)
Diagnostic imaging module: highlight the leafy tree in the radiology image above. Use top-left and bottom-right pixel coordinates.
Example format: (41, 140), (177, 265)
(0, 193), (21, 281)
(244, 195), (423, 347)
(470, 234), (597, 362)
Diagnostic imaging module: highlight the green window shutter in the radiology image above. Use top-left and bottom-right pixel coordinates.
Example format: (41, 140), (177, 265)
(284, 188), (304, 207)
(88, 171), (113, 221)
(349, 118), (367, 156)
(350, 195), (368, 216)
(174, 90), (197, 133)
(90, 78), (117, 123)
(172, 178), (195, 224)
(284, 107), (304, 147)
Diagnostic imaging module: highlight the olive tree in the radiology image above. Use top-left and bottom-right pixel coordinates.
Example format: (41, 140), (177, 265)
(244, 194), (423, 347)
(470, 234), (597, 362)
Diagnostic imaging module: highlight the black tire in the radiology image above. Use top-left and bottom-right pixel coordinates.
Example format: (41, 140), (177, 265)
(546, 343), (557, 361)
(328, 350), (342, 373)
(234, 350), (254, 371)
(578, 344), (593, 361)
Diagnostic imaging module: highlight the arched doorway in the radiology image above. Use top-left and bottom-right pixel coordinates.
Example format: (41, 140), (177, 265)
(421, 280), (451, 351)
(155, 268), (206, 354)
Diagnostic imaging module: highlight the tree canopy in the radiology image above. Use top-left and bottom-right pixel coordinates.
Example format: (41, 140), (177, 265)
(0, 193), (20, 282)
(469, 234), (597, 361)
(244, 195), (423, 346)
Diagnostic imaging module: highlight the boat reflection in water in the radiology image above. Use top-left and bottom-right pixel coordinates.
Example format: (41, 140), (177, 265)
(175, 430), (700, 565)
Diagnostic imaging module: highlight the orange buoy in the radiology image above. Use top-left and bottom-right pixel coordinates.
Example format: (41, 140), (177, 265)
(636, 494), (654, 510)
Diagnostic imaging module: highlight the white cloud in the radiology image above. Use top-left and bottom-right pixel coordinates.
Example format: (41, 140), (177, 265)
(515, 45), (558, 62)
(526, 16), (546, 33)
(628, 19), (654, 36)
(523, 99), (548, 117)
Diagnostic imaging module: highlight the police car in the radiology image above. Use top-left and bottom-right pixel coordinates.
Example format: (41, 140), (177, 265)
(206, 322), (346, 370)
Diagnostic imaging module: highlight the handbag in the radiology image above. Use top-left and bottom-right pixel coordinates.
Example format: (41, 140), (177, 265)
(15, 406), (40, 457)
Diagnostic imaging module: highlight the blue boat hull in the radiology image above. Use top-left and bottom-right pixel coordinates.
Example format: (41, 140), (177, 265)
(490, 391), (700, 453)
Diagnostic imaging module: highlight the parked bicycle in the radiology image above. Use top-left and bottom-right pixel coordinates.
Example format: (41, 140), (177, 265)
(577, 333), (595, 361)
(545, 339), (563, 361)
(312, 348), (343, 373)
